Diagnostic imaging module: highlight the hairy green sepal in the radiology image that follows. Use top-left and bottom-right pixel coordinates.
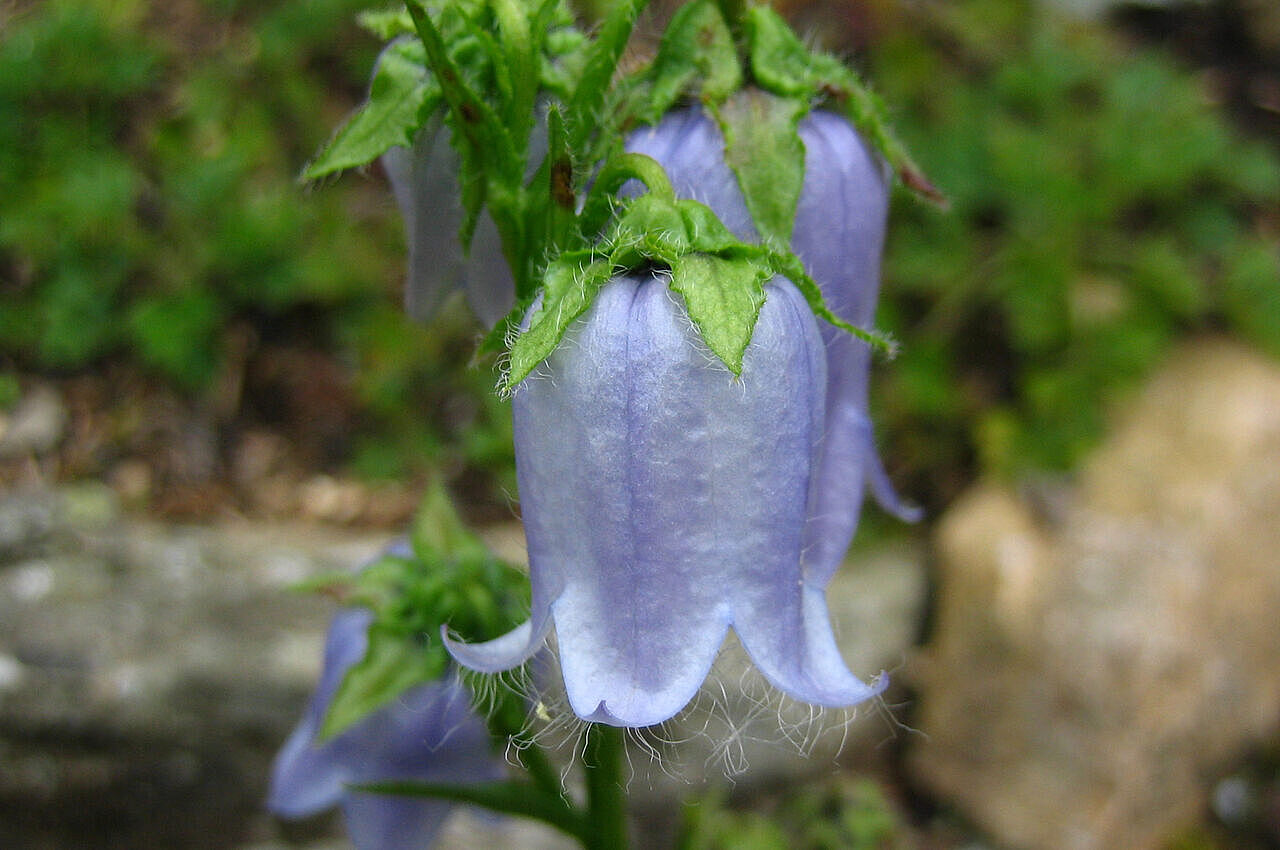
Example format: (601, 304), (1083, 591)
(744, 5), (944, 204)
(311, 481), (529, 740)
(506, 156), (895, 389)
(712, 88), (807, 245)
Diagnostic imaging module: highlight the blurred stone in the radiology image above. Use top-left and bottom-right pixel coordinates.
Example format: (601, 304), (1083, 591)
(109, 459), (155, 509)
(909, 338), (1280, 850)
(0, 385), (67, 458)
(0, 488), (58, 560)
(0, 491), (925, 849)
(0, 513), (389, 850)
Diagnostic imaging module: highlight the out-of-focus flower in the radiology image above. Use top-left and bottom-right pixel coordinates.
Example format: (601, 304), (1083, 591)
(269, 602), (502, 849)
(626, 107), (920, 582)
(381, 123), (514, 328)
(446, 273), (887, 727)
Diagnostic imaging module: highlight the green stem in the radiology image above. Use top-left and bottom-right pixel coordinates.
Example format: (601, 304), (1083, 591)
(578, 152), (676, 242)
(582, 724), (628, 850)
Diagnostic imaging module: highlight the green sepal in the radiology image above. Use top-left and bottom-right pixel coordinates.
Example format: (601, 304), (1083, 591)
(669, 252), (768, 375)
(744, 5), (945, 205)
(607, 193), (691, 266)
(302, 38), (437, 180)
(578, 151), (676, 241)
(712, 88), (807, 245)
(677, 200), (740, 253)
(509, 180), (897, 384)
(769, 249), (899, 356)
(320, 622), (447, 740)
(504, 256), (614, 389)
(641, 0), (740, 122)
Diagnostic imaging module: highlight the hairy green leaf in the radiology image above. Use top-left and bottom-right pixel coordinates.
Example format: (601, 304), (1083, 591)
(303, 39), (435, 180)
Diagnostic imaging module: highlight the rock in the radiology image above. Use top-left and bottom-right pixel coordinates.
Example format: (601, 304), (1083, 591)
(0, 516), (390, 850)
(0, 497), (926, 849)
(909, 338), (1280, 850)
(0, 384), (67, 458)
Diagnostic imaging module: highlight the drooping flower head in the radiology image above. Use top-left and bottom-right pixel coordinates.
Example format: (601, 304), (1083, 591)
(269, 544), (505, 849)
(382, 121), (515, 328)
(627, 106), (920, 583)
(447, 272), (887, 727)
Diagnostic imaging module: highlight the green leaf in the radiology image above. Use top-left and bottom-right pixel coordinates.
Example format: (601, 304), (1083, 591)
(668, 252), (768, 375)
(405, 1), (515, 175)
(713, 88), (806, 245)
(643, 0), (740, 121)
(411, 479), (488, 560)
(505, 256), (614, 388)
(492, 0), (536, 147)
(303, 39), (436, 180)
(543, 104), (576, 253)
(320, 625), (447, 740)
(566, 0), (650, 150)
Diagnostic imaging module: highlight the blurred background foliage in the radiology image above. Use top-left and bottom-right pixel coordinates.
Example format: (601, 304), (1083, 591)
(0, 0), (516, 515)
(869, 0), (1280, 510)
(0, 0), (1277, 522)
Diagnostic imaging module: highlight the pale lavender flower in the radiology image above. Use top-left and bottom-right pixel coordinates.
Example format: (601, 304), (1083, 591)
(446, 274), (887, 727)
(269, 593), (502, 849)
(626, 107), (920, 584)
(381, 124), (514, 328)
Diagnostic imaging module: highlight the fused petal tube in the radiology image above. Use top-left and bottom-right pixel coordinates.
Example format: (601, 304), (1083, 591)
(446, 274), (887, 727)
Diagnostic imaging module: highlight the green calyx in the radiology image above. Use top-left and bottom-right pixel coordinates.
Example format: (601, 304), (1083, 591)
(308, 481), (530, 741)
(503, 156), (896, 391)
(626, 0), (942, 206)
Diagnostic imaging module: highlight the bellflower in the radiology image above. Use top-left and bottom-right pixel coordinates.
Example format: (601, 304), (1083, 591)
(382, 127), (514, 328)
(269, 599), (503, 849)
(626, 107), (920, 583)
(447, 273), (887, 727)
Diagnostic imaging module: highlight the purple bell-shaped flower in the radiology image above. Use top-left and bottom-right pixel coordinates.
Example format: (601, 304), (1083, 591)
(626, 107), (920, 583)
(446, 273), (887, 727)
(381, 124), (514, 328)
(269, 568), (503, 849)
